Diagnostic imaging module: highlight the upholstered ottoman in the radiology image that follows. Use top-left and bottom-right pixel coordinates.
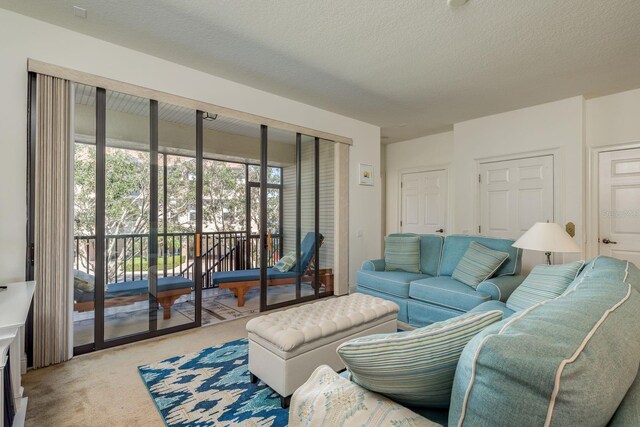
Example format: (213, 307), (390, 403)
(245, 293), (399, 407)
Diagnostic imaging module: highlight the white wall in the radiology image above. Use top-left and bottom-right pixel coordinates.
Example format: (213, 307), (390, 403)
(0, 9), (382, 288)
(453, 97), (585, 248)
(385, 97), (586, 268)
(586, 88), (640, 148)
(385, 131), (454, 233)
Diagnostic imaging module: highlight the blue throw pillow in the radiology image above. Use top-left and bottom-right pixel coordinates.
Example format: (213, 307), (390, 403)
(384, 235), (421, 273)
(336, 310), (503, 408)
(506, 260), (584, 311)
(451, 241), (509, 288)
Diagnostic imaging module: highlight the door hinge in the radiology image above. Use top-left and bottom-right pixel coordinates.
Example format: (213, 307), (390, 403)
(478, 225), (481, 234)
(400, 220), (403, 227)
(478, 174), (481, 183)
(401, 182), (403, 188)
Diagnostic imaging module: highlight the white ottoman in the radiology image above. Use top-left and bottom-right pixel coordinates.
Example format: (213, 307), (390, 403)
(246, 293), (399, 407)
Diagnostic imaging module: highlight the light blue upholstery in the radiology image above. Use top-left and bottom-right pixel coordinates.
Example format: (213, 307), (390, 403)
(293, 256), (640, 426)
(357, 286), (409, 323)
(387, 233), (444, 276)
(361, 258), (386, 272)
(384, 235), (421, 273)
(337, 310), (503, 408)
(468, 299), (516, 318)
(609, 365), (640, 427)
(567, 255), (639, 293)
(408, 299), (463, 327)
(409, 276), (492, 312)
(506, 260), (584, 311)
(439, 235), (521, 277)
(357, 234), (522, 328)
(476, 275), (525, 302)
(451, 241), (510, 288)
(356, 270), (431, 298)
(449, 259), (640, 427)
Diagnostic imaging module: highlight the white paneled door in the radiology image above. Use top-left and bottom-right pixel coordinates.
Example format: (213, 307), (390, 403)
(599, 148), (640, 267)
(401, 169), (447, 235)
(479, 155), (554, 268)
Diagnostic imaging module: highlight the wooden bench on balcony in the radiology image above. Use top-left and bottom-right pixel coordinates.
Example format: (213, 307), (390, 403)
(74, 275), (193, 320)
(213, 232), (333, 307)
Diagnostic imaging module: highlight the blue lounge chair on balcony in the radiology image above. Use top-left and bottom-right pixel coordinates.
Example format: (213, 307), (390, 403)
(213, 232), (332, 307)
(74, 273), (193, 320)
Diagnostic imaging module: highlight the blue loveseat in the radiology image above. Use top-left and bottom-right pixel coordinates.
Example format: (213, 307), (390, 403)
(356, 234), (524, 326)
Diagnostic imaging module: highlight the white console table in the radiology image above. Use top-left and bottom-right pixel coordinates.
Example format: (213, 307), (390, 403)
(0, 281), (35, 427)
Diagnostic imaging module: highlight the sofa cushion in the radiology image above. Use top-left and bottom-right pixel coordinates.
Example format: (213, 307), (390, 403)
(384, 235), (421, 273)
(357, 270), (430, 298)
(409, 276), (492, 312)
(449, 272), (640, 427)
(468, 300), (516, 318)
(289, 365), (437, 427)
(337, 310), (503, 408)
(506, 260), (584, 311)
(440, 235), (521, 277)
(566, 255), (640, 294)
(408, 299), (463, 327)
(608, 368), (640, 427)
(451, 241), (510, 288)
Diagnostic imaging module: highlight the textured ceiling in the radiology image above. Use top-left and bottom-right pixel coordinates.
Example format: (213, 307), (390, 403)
(3, 0), (640, 143)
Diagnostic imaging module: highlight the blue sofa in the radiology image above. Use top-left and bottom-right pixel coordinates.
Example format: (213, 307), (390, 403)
(291, 256), (640, 426)
(356, 234), (524, 326)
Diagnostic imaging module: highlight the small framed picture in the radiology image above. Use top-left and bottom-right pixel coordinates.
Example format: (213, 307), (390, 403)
(359, 163), (374, 186)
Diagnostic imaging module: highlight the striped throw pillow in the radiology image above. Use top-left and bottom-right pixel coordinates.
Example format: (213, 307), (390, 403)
(272, 251), (297, 272)
(336, 310), (503, 408)
(451, 241), (509, 288)
(506, 260), (584, 311)
(384, 235), (421, 273)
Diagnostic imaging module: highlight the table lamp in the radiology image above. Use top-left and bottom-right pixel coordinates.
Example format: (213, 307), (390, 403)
(512, 222), (581, 265)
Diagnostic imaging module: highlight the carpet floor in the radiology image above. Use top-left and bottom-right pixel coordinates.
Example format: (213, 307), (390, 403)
(139, 338), (287, 426)
(23, 316), (251, 427)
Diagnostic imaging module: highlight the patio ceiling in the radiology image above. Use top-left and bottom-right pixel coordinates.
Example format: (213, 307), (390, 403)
(75, 84), (296, 144)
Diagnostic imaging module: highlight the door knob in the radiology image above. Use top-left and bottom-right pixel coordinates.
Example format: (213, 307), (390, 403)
(601, 238), (617, 244)
(436, 228), (444, 233)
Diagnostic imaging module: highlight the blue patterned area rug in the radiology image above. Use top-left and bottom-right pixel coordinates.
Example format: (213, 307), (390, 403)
(138, 338), (288, 426)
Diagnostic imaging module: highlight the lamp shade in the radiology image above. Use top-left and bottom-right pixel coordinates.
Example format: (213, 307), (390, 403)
(512, 222), (581, 253)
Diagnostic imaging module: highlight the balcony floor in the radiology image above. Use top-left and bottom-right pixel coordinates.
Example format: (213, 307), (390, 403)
(73, 283), (323, 346)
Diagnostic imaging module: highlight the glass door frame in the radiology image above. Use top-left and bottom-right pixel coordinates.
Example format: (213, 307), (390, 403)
(260, 132), (332, 312)
(70, 89), (204, 354)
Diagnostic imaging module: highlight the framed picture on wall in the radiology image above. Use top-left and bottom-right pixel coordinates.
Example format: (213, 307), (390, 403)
(359, 163), (374, 186)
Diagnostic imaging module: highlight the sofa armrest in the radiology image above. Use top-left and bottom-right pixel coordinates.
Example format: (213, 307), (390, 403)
(289, 365), (437, 427)
(477, 275), (526, 302)
(361, 258), (386, 271)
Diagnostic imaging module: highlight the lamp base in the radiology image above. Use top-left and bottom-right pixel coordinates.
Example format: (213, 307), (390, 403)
(545, 252), (552, 265)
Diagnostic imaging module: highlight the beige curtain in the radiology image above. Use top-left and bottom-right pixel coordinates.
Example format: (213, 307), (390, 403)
(33, 74), (73, 368)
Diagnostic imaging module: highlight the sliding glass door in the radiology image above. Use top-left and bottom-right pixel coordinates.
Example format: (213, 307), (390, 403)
(68, 81), (336, 354)
(72, 86), (201, 352)
(261, 130), (335, 311)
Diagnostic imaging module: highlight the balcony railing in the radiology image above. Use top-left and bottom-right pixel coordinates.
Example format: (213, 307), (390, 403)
(73, 231), (282, 289)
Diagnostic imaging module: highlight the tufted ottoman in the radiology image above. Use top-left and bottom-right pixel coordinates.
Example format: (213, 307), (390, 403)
(245, 293), (399, 407)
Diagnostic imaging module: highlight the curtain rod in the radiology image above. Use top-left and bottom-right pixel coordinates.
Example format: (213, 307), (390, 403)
(28, 58), (353, 146)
